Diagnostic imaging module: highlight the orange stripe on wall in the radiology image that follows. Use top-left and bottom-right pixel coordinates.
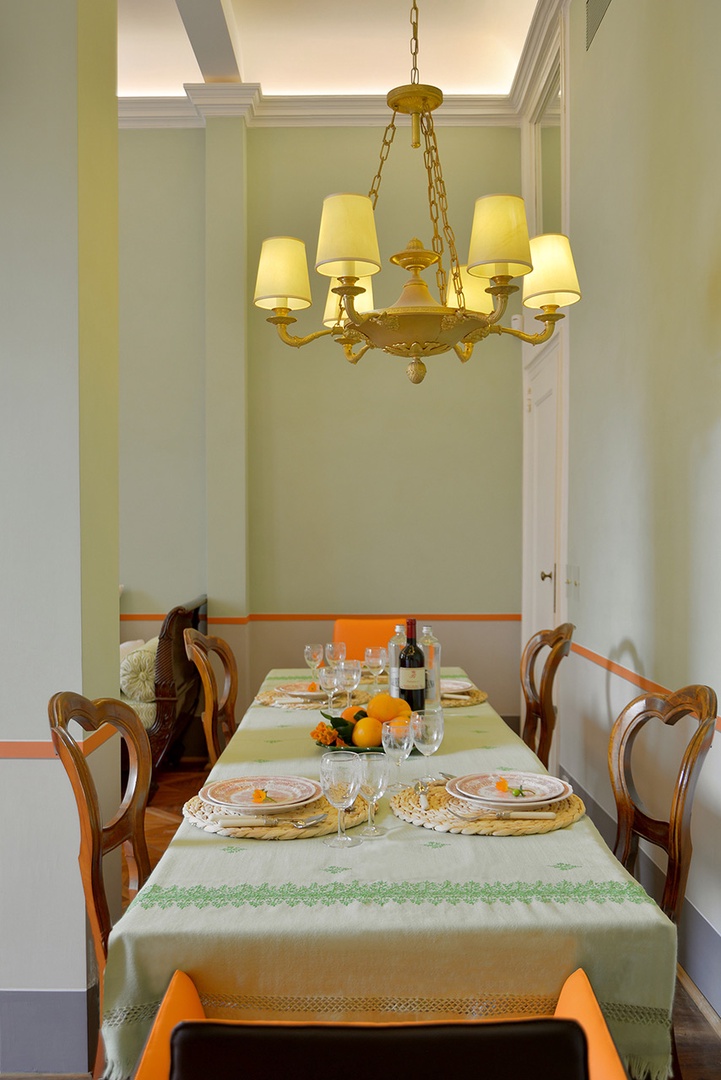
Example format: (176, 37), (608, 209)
(209, 613), (522, 624)
(0, 725), (116, 760)
(571, 642), (721, 732)
(121, 611), (522, 625)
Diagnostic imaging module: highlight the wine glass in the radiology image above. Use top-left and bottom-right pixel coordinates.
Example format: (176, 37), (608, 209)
(364, 646), (387, 693)
(320, 751), (362, 848)
(325, 642), (346, 670)
(411, 707), (445, 783)
(319, 665), (340, 712)
(381, 717), (414, 792)
(304, 643), (323, 684)
(337, 659), (362, 708)
(359, 754), (391, 838)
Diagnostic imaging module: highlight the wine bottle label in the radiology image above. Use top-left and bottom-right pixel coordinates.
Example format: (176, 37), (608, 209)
(399, 667), (425, 691)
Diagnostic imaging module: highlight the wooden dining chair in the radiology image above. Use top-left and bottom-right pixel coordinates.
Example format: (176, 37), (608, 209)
(48, 691), (152, 1079)
(183, 628), (239, 766)
(520, 622), (575, 767)
(608, 683), (716, 925)
(134, 968), (626, 1080)
(333, 618), (399, 662)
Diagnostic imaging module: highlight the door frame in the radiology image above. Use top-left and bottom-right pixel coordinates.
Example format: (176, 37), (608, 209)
(519, 2), (572, 772)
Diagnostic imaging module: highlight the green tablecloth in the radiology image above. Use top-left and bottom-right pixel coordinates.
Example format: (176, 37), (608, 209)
(103, 670), (676, 1080)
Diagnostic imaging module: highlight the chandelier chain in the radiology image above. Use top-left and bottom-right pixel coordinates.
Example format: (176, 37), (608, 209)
(410, 0), (419, 84)
(368, 113), (398, 209)
(420, 110), (464, 309)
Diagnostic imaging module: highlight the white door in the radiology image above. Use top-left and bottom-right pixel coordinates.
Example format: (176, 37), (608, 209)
(523, 338), (561, 636)
(521, 334), (568, 775)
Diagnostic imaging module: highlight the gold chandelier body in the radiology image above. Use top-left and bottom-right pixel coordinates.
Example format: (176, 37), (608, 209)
(254, 5), (580, 384)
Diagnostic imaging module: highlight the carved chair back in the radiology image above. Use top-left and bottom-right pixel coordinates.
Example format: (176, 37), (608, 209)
(48, 692), (152, 1076)
(608, 684), (716, 924)
(520, 622), (575, 767)
(184, 629), (239, 765)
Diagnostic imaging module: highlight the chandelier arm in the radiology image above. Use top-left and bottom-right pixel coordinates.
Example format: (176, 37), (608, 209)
(338, 290), (372, 331)
(453, 342), (474, 364)
(342, 341), (374, 365)
(488, 309), (564, 345)
(485, 290), (510, 326)
(271, 317), (338, 349)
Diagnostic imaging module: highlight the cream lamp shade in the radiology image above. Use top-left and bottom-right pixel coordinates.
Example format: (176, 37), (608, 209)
(446, 265), (494, 315)
(315, 193), (382, 279)
(254, 236), (312, 310)
(323, 276), (375, 327)
(467, 194), (532, 279)
(522, 233), (582, 309)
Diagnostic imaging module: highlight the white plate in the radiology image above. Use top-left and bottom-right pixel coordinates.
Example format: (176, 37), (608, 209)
(275, 682), (327, 701)
(440, 678), (474, 694)
(446, 772), (572, 808)
(200, 775), (323, 814)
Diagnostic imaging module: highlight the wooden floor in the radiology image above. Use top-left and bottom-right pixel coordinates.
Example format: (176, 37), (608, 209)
(8, 763), (719, 1080)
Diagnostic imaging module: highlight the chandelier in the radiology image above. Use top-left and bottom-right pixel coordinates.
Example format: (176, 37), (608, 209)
(253, 1), (581, 384)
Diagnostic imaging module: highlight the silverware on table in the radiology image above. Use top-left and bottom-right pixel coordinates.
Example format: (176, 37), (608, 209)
(448, 806), (556, 822)
(209, 811), (328, 830)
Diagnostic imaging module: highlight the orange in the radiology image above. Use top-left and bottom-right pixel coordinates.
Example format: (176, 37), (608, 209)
(341, 705), (366, 724)
(366, 693), (412, 723)
(351, 716), (384, 748)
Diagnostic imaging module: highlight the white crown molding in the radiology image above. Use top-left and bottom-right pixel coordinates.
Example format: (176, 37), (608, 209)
(119, 84), (522, 130)
(510, 0), (564, 123)
(118, 97), (205, 129)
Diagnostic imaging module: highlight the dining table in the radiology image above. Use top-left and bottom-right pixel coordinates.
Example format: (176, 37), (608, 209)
(102, 668), (677, 1080)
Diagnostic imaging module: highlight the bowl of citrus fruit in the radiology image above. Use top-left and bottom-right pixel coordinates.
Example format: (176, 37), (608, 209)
(310, 693), (412, 752)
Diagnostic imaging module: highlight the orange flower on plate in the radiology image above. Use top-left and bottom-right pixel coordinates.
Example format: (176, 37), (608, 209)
(252, 788), (270, 803)
(495, 777), (509, 793)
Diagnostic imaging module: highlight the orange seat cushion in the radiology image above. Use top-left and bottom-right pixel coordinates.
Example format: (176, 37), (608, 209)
(554, 968), (628, 1080)
(134, 970), (206, 1080)
(333, 619), (401, 661)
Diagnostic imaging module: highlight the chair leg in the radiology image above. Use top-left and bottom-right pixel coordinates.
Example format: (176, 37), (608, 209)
(671, 1023), (683, 1079)
(92, 1030), (105, 1080)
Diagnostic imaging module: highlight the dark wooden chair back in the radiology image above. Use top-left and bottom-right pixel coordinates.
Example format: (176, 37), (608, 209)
(48, 692), (152, 1076)
(608, 684), (716, 924)
(521, 622), (575, 767)
(184, 628), (239, 765)
(169, 1018), (590, 1080)
(148, 595), (207, 770)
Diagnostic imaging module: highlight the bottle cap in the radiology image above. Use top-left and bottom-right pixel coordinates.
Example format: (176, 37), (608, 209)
(406, 617), (416, 638)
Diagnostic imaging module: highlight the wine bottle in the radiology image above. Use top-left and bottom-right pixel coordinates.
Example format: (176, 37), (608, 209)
(399, 617), (425, 711)
(388, 623), (406, 698)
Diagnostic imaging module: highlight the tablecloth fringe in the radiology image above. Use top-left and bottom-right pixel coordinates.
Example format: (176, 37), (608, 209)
(624, 1053), (672, 1080)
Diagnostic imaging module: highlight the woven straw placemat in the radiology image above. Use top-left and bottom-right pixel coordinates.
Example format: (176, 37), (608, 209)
(183, 794), (367, 840)
(255, 688), (371, 711)
(390, 784), (585, 836)
(441, 687), (488, 708)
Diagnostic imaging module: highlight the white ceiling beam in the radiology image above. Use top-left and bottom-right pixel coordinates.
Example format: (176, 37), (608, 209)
(174, 0), (240, 82)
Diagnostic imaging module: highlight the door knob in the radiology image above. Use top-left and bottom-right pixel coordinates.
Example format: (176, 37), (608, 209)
(540, 570), (553, 581)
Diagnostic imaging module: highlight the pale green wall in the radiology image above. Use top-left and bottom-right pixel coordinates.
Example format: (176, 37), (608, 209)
(0, 0), (120, 1068)
(246, 125), (523, 614)
(567, 0), (721, 686)
(540, 125), (562, 235)
(118, 129), (206, 614)
(562, 0), (721, 977)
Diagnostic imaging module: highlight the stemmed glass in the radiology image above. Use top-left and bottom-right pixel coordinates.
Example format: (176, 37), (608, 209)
(337, 659), (362, 708)
(325, 642), (346, 670)
(319, 665), (340, 712)
(359, 754), (391, 838)
(411, 707), (445, 783)
(381, 717), (414, 792)
(320, 751), (362, 848)
(364, 646), (387, 694)
(304, 643), (323, 684)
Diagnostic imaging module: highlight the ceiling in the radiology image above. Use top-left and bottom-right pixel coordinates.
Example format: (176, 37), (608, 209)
(117, 0), (540, 100)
